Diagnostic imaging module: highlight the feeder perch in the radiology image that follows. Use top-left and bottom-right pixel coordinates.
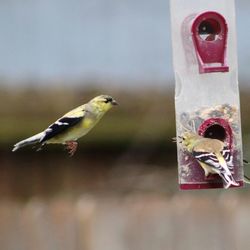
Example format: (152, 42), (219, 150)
(170, 0), (244, 189)
(191, 11), (229, 73)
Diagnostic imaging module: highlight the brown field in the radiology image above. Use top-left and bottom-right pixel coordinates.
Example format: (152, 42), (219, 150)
(0, 193), (250, 250)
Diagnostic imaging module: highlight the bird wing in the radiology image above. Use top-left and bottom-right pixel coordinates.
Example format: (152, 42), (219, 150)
(192, 150), (221, 169)
(40, 107), (86, 143)
(221, 146), (234, 169)
(192, 145), (233, 171)
(193, 148), (239, 188)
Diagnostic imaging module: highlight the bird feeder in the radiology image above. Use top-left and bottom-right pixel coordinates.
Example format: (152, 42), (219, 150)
(170, 0), (244, 189)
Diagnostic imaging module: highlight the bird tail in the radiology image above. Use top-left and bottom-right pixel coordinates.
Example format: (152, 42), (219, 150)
(12, 132), (45, 152)
(216, 154), (239, 189)
(219, 172), (239, 189)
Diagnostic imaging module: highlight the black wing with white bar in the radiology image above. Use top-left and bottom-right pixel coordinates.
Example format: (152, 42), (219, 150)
(40, 116), (83, 143)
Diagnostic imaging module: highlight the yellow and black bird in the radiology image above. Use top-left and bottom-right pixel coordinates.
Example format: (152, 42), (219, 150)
(12, 95), (118, 156)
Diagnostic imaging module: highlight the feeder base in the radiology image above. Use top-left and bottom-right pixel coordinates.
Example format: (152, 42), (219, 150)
(180, 181), (244, 190)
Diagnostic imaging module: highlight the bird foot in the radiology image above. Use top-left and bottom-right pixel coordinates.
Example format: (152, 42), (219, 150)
(65, 141), (78, 156)
(32, 143), (45, 152)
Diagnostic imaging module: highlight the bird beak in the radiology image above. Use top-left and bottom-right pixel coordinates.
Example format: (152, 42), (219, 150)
(111, 100), (118, 106)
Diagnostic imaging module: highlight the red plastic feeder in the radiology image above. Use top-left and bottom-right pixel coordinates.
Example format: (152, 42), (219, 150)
(198, 118), (233, 148)
(191, 11), (229, 73)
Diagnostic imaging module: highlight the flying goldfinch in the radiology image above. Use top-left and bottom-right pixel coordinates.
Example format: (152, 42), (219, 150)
(178, 131), (239, 189)
(12, 95), (118, 156)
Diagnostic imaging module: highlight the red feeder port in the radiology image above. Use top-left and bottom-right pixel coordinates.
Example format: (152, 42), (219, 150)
(191, 11), (229, 73)
(198, 118), (233, 149)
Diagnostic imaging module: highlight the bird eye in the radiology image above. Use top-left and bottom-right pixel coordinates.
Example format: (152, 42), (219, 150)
(104, 97), (112, 103)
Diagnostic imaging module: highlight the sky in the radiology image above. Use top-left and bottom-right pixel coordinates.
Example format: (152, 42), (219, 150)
(0, 0), (249, 87)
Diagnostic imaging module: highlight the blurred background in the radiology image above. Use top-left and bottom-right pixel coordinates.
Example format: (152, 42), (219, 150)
(1, 0), (250, 249)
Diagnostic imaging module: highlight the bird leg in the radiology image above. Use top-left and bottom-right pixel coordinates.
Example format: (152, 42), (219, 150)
(32, 143), (45, 152)
(65, 141), (78, 156)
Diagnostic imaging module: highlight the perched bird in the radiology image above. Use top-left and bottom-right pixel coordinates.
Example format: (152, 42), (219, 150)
(12, 95), (118, 156)
(178, 131), (239, 189)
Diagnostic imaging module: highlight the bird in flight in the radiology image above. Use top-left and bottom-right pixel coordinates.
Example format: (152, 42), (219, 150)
(12, 95), (118, 156)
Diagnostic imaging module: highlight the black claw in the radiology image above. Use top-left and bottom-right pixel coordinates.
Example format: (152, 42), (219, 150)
(243, 159), (249, 165)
